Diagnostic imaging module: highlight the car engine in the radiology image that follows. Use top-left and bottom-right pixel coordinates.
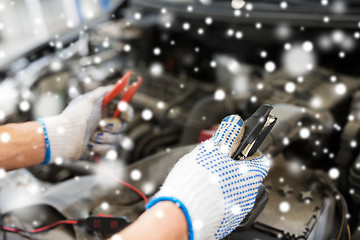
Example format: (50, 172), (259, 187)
(1, 1), (360, 239)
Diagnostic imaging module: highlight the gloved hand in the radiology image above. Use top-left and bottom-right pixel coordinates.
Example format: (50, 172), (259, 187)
(147, 115), (270, 240)
(38, 86), (114, 163)
(89, 105), (134, 155)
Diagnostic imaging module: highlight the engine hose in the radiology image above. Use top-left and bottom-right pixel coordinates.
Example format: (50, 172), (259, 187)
(314, 170), (350, 240)
(260, 103), (334, 157)
(180, 95), (235, 145)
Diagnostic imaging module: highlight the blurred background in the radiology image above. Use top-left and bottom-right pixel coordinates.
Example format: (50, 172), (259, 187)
(1, 0), (360, 239)
(0, 0), (121, 63)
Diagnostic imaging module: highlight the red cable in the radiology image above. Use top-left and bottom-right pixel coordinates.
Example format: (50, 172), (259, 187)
(29, 220), (77, 233)
(1, 155), (149, 235)
(1, 220), (77, 234)
(94, 154), (149, 204)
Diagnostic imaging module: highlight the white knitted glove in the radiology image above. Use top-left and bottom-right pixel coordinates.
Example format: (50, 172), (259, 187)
(89, 105), (134, 155)
(38, 86), (113, 163)
(147, 115), (270, 240)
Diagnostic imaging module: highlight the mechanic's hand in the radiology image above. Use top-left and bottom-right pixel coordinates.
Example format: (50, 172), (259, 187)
(39, 86), (113, 162)
(89, 105), (134, 155)
(147, 115), (270, 240)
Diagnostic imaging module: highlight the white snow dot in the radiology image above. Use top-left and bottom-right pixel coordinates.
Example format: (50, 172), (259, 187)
(193, 220), (204, 230)
(238, 164), (250, 174)
(183, 22), (190, 30)
(235, 31), (243, 39)
(103, 40), (110, 48)
(156, 210), (164, 218)
(348, 114), (355, 121)
(130, 169), (142, 181)
(94, 56), (102, 64)
(100, 202), (109, 210)
(106, 150), (118, 161)
(332, 30), (344, 43)
(310, 97), (322, 109)
(143, 182), (155, 194)
(328, 168), (340, 179)
(0, 168), (6, 178)
(111, 235), (122, 240)
(283, 137), (290, 145)
(280, 1), (288, 9)
(351, 140), (357, 148)
(330, 75), (337, 82)
(134, 12), (142, 20)
(234, 9), (241, 16)
(153, 47), (161, 55)
(210, 61), (217, 68)
(257, 83), (264, 90)
(123, 44), (131, 52)
(260, 51), (267, 58)
(231, 205), (242, 215)
(117, 101), (129, 112)
(19, 101), (30, 112)
(120, 136), (134, 151)
(198, 28), (204, 35)
(350, 189), (355, 194)
(227, 29), (234, 36)
(265, 61), (276, 72)
(214, 89), (226, 101)
(55, 157), (63, 165)
(205, 17), (213, 25)
(245, 3), (253, 11)
(279, 201), (290, 213)
(284, 82), (296, 93)
(150, 62), (164, 76)
(354, 32), (360, 39)
(321, 0), (328, 5)
(56, 41), (63, 49)
(187, 5), (193, 12)
(66, 20), (75, 28)
(165, 22), (171, 28)
(161, 8), (167, 14)
(250, 96), (257, 103)
(1, 132), (11, 143)
(302, 41), (314, 52)
(339, 51), (346, 58)
(157, 101), (165, 109)
(141, 109), (153, 121)
(299, 128), (310, 139)
(335, 83), (346, 95)
(323, 16), (330, 23)
(284, 43), (292, 50)
(255, 22), (262, 29)
(57, 126), (65, 134)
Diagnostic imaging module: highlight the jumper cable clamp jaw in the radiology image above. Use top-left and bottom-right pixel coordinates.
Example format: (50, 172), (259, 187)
(233, 104), (277, 160)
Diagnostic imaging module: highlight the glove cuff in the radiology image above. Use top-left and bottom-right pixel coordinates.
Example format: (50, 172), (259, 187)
(153, 152), (225, 240)
(37, 118), (51, 165)
(42, 115), (84, 162)
(146, 196), (194, 240)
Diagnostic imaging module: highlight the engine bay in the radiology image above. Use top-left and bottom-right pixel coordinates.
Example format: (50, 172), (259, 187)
(1, 1), (360, 239)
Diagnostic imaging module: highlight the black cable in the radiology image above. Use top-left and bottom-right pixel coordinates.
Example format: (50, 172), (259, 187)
(1, 228), (40, 240)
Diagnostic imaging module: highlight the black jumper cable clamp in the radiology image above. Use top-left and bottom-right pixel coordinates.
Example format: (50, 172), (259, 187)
(233, 104), (277, 231)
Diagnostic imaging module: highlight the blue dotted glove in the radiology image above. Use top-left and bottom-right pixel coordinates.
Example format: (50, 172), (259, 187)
(147, 115), (270, 240)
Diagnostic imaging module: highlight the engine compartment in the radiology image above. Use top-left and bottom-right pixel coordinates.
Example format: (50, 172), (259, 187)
(1, 1), (360, 239)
